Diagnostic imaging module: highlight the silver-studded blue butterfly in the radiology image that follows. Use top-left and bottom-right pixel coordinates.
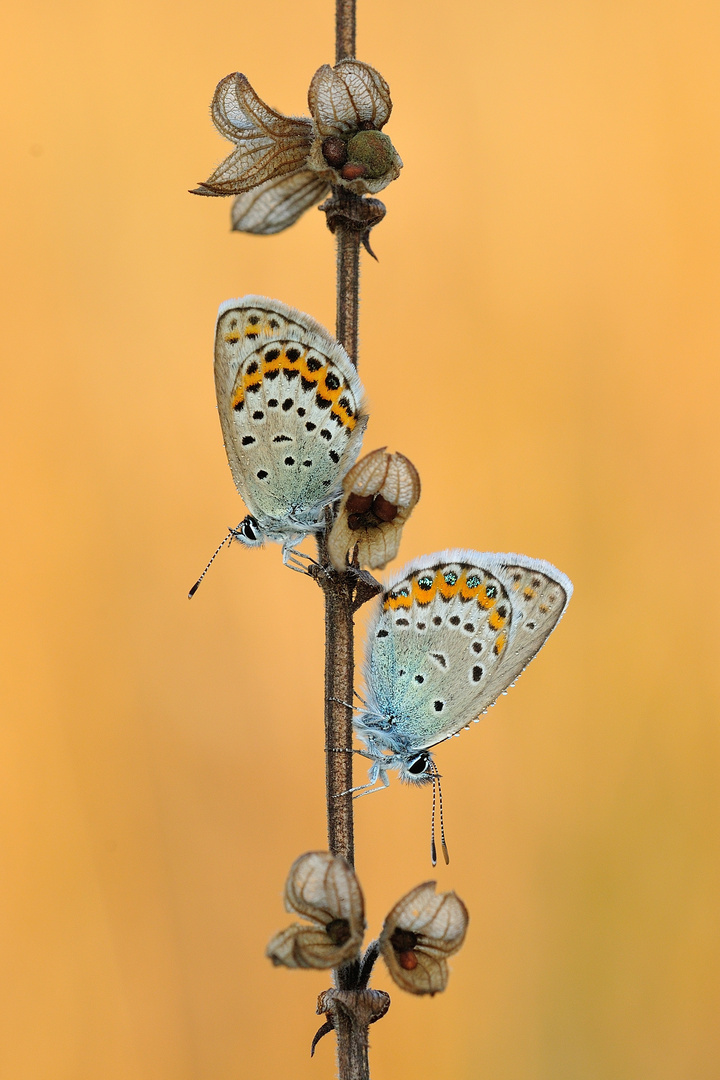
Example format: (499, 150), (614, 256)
(214, 296), (368, 565)
(354, 550), (572, 800)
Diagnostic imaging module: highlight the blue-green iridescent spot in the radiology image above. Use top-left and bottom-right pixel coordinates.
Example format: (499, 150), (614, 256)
(444, 570), (458, 586)
(466, 574), (481, 589)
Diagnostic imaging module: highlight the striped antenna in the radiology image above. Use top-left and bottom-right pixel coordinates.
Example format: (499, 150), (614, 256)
(188, 530), (233, 598)
(430, 761), (450, 866)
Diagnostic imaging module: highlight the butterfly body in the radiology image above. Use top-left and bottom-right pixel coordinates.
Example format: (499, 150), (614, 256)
(214, 296), (367, 560)
(356, 549), (573, 787)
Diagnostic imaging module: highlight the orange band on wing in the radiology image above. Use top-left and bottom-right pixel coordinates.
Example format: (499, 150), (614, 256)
(438, 572), (461, 600)
(384, 589), (412, 611)
(411, 573), (439, 605)
(230, 345), (357, 431)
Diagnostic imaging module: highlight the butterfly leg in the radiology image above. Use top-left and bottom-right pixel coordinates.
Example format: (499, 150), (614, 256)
(325, 746), (377, 761)
(350, 768), (391, 799)
(326, 696), (363, 713)
(282, 545), (318, 574)
(332, 758), (392, 798)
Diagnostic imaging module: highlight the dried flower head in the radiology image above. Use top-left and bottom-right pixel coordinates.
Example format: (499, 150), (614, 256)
(379, 882), (469, 995)
(267, 852), (365, 969)
(328, 448), (421, 571)
(193, 60), (402, 235)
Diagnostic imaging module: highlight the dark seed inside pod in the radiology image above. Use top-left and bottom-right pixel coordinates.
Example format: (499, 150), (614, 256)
(372, 494), (398, 522)
(340, 162), (368, 180)
(325, 917), (352, 946)
(346, 492), (375, 515)
(358, 120), (377, 131)
(390, 927), (419, 953)
(322, 135), (348, 168)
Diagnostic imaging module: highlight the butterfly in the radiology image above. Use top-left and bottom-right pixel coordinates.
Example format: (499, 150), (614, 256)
(212, 296), (368, 568)
(354, 550), (572, 822)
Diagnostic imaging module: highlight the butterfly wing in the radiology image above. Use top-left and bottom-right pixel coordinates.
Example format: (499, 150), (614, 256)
(483, 552), (573, 695)
(214, 297), (367, 526)
(361, 549), (572, 753)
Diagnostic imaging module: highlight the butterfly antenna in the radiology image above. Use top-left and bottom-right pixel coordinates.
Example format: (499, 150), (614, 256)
(187, 530), (232, 599)
(430, 771), (438, 867)
(429, 761), (450, 866)
(436, 765), (450, 865)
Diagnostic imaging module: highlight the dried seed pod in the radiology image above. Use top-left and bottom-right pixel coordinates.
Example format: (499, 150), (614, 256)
(192, 73), (313, 197)
(195, 60), (401, 229)
(328, 448), (421, 571)
(230, 171), (329, 234)
(306, 60), (402, 195)
(267, 852), (365, 969)
(379, 881), (469, 995)
(308, 59), (393, 136)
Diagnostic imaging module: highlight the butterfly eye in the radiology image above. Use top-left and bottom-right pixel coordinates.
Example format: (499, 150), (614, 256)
(407, 753), (430, 776)
(240, 515), (259, 542)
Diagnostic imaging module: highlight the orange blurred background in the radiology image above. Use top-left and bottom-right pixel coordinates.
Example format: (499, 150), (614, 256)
(2, 0), (720, 1076)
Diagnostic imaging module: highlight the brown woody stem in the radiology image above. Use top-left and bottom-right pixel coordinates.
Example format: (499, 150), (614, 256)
(320, 530), (356, 874)
(336, 212), (362, 365)
(335, 0), (356, 63)
(317, 198), (370, 1080)
(319, 5), (381, 1078)
(312, 5), (392, 1076)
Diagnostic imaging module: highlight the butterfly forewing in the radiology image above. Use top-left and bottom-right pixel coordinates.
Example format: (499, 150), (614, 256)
(362, 550), (572, 754)
(214, 297), (366, 523)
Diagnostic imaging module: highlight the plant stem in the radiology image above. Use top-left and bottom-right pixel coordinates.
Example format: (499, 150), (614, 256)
(336, 209), (361, 364)
(324, 0), (361, 884)
(335, 0), (356, 62)
(321, 531), (356, 873)
(322, 218), (361, 876)
(322, 4), (378, 1078)
(316, 5), (392, 1075)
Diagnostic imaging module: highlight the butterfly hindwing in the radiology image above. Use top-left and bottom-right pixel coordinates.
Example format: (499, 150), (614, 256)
(485, 554), (573, 696)
(214, 296), (367, 525)
(361, 549), (572, 753)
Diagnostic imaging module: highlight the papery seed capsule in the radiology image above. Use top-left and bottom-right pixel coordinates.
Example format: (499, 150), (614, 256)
(266, 852), (365, 970)
(327, 448), (421, 571)
(379, 883), (470, 995)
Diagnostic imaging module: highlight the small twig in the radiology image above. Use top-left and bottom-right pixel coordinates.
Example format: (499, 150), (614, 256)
(320, 529), (357, 873)
(336, 210), (361, 366)
(335, 0), (356, 63)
